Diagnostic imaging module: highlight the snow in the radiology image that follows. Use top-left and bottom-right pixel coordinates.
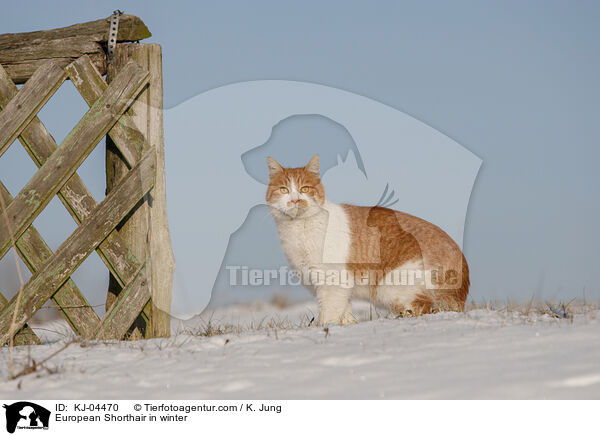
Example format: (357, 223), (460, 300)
(1, 301), (599, 399)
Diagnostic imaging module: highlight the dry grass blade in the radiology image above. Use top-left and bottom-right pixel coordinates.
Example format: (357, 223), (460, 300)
(10, 339), (77, 380)
(544, 298), (576, 320)
(0, 185), (26, 379)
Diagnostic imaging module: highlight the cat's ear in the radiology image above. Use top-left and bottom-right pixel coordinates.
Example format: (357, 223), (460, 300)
(267, 157), (283, 179)
(305, 155), (320, 177)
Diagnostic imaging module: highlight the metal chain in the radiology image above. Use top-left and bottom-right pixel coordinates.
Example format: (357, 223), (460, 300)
(107, 10), (123, 64)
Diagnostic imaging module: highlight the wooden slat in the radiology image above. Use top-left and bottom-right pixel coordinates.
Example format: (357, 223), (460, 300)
(0, 294), (42, 346)
(0, 62), (66, 158)
(145, 44), (175, 337)
(0, 14), (151, 84)
(0, 150), (156, 346)
(0, 182), (100, 338)
(5, 54), (106, 89)
(0, 60), (150, 259)
(65, 55), (148, 167)
(105, 44), (151, 337)
(0, 63), (143, 289)
(108, 44), (175, 338)
(94, 263), (151, 340)
(1, 37), (101, 63)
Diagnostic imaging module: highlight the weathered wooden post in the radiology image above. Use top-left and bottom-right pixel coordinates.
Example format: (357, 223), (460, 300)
(106, 43), (175, 338)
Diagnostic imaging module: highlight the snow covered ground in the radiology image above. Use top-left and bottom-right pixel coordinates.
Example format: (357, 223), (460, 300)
(1, 300), (599, 399)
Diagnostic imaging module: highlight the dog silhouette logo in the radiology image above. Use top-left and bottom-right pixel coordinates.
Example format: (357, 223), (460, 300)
(3, 402), (50, 433)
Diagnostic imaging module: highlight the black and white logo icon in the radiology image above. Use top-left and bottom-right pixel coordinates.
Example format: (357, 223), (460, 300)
(3, 402), (50, 433)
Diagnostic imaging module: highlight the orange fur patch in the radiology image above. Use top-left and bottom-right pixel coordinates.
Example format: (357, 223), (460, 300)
(343, 205), (469, 313)
(343, 204), (423, 285)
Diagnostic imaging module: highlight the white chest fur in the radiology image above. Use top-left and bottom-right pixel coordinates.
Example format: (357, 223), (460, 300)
(320, 202), (351, 265)
(274, 201), (351, 272)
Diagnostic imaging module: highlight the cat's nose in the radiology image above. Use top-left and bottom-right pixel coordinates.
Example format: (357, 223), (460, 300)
(291, 198), (299, 204)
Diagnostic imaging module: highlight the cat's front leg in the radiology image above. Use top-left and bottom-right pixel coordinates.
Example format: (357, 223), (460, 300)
(316, 286), (355, 326)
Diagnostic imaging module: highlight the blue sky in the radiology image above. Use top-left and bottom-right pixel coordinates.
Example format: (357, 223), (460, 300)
(1, 1), (599, 312)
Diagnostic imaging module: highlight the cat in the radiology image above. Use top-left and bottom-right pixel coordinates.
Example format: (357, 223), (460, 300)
(266, 155), (470, 325)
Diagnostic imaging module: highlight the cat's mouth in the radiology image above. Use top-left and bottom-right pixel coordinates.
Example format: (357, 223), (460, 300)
(269, 199), (321, 220)
(270, 202), (310, 219)
(283, 204), (302, 218)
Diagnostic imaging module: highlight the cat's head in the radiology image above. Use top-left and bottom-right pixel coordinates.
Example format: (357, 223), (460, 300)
(266, 155), (326, 219)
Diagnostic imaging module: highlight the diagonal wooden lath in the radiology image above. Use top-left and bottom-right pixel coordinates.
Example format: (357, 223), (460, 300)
(0, 62), (66, 158)
(0, 58), (155, 343)
(0, 294), (41, 345)
(66, 55), (152, 168)
(0, 60), (149, 260)
(0, 150), (156, 346)
(0, 181), (100, 339)
(94, 262), (151, 340)
(0, 59), (154, 331)
(0, 62), (150, 294)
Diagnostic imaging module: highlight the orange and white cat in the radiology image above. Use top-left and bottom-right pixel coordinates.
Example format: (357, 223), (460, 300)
(267, 155), (469, 325)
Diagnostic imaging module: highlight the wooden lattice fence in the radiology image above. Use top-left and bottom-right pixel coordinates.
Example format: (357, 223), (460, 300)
(0, 14), (175, 345)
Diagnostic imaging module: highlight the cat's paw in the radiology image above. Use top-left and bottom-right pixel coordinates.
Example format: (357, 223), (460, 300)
(317, 310), (357, 326)
(317, 312), (340, 326)
(339, 311), (358, 325)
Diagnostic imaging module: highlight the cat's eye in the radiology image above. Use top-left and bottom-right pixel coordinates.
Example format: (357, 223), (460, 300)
(300, 186), (310, 193)
(280, 187), (289, 194)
